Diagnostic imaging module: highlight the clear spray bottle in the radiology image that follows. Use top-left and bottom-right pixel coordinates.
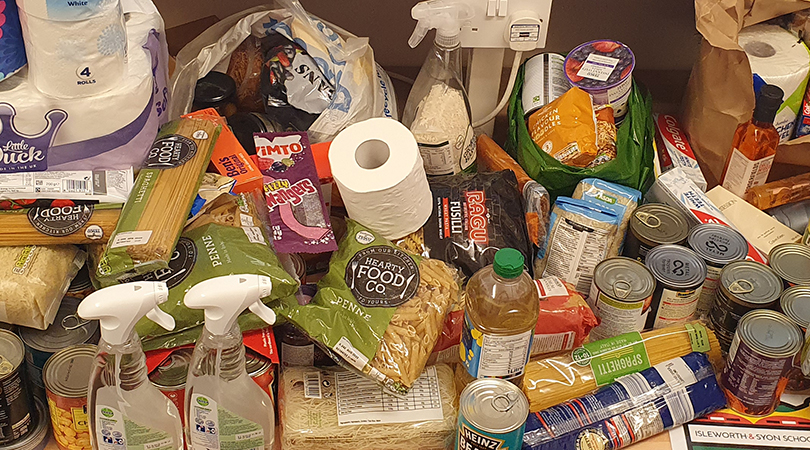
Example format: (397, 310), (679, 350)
(79, 282), (183, 450)
(402, 0), (476, 176)
(183, 274), (277, 450)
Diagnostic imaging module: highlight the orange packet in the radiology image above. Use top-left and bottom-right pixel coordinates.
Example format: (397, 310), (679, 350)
(183, 108), (263, 193)
(527, 87), (598, 168)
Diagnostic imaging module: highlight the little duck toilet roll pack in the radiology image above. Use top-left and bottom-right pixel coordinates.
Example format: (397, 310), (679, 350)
(0, 0), (168, 172)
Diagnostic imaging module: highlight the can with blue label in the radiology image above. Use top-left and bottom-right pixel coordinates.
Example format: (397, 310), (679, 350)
(0, 0), (27, 81)
(457, 378), (528, 450)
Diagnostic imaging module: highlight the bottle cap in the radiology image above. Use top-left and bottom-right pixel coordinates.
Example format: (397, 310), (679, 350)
(493, 248), (524, 279)
(753, 84), (783, 124)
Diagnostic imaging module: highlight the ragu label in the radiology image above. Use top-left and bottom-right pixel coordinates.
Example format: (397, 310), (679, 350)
(344, 246), (419, 308)
(263, 178), (318, 211)
(466, 191), (489, 245)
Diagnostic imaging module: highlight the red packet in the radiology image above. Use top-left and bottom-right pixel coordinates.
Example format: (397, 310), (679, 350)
(243, 326), (279, 364)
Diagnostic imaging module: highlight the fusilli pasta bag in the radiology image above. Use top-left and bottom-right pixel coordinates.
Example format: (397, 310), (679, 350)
(275, 220), (460, 395)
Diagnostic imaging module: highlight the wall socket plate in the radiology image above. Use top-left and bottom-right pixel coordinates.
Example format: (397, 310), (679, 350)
(459, 0), (552, 49)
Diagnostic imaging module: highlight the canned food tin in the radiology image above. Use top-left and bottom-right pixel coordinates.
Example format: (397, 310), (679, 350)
(245, 351), (275, 400)
(149, 347), (193, 426)
(43, 344), (96, 450)
(688, 224), (748, 318)
(781, 286), (810, 331)
(5, 397), (48, 450)
(522, 53), (571, 117)
(710, 261), (784, 351)
(721, 310), (803, 416)
(587, 257), (656, 340)
(769, 243), (810, 286)
(644, 245), (707, 330)
(457, 378), (529, 450)
(624, 204), (690, 263)
(66, 266), (95, 300)
(0, 329), (34, 444)
(279, 253), (306, 283)
(564, 40), (635, 121)
(19, 297), (99, 398)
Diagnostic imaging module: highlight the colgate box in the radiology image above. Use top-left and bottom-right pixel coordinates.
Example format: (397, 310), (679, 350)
(645, 168), (767, 263)
(653, 114), (708, 191)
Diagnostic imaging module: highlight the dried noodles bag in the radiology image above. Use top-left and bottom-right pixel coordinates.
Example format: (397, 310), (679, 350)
(275, 220), (460, 394)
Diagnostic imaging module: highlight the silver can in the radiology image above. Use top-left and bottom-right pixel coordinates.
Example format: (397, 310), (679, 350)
(588, 257), (656, 340)
(4, 398), (48, 450)
(522, 53), (570, 117)
(781, 286), (810, 332)
(0, 329), (34, 444)
(458, 378), (529, 450)
(644, 244), (707, 330)
(624, 203), (690, 263)
(688, 224), (748, 318)
(769, 243), (810, 287)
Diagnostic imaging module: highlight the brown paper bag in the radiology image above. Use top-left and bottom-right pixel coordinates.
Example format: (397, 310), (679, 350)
(682, 0), (810, 187)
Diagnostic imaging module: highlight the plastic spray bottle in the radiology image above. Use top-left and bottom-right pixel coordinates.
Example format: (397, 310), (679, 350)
(79, 282), (183, 450)
(403, 0), (476, 176)
(183, 275), (277, 450)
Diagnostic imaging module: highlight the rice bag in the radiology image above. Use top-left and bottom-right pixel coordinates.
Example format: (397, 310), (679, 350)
(537, 197), (620, 295)
(275, 220), (460, 394)
(572, 178), (640, 254)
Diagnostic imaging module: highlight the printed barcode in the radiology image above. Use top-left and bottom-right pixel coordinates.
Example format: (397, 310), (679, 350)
(304, 372), (322, 399)
(664, 389), (694, 425)
(616, 372), (652, 399)
(62, 179), (89, 193)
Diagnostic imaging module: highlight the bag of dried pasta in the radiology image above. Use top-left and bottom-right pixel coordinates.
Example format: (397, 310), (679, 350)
(275, 220), (460, 394)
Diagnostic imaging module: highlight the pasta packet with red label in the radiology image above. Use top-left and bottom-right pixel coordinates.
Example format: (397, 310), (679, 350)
(253, 131), (337, 253)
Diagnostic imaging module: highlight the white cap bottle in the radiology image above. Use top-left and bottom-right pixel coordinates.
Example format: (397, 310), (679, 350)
(183, 275), (276, 450)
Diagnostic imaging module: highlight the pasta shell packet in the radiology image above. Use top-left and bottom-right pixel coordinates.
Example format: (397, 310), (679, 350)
(275, 220), (460, 394)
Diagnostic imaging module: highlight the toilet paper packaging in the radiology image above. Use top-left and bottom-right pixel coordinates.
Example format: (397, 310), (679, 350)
(739, 24), (810, 142)
(0, 0), (168, 172)
(0, 0), (27, 81)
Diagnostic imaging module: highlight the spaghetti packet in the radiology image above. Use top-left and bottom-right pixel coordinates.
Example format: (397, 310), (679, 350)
(254, 131), (337, 253)
(275, 220), (460, 394)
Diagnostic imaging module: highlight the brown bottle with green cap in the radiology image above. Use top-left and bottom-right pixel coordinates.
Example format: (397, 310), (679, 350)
(461, 248), (539, 386)
(721, 84), (783, 197)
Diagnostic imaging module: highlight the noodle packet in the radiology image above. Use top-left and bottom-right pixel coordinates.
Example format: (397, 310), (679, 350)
(527, 87), (598, 168)
(254, 132), (337, 254)
(275, 220), (460, 394)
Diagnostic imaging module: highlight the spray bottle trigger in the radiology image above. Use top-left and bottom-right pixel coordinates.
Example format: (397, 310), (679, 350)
(408, 23), (430, 48)
(248, 301), (276, 326)
(146, 307), (175, 331)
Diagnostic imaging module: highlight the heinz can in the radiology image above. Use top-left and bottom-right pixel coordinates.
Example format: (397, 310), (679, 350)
(149, 347), (193, 427)
(43, 345), (95, 450)
(644, 245), (707, 330)
(688, 224), (748, 318)
(19, 297), (99, 399)
(710, 261), (783, 351)
(564, 40), (634, 121)
(769, 243), (810, 287)
(5, 397), (48, 450)
(721, 310), (803, 416)
(0, 329), (34, 444)
(457, 378), (529, 450)
(522, 53), (571, 117)
(587, 257), (656, 340)
(624, 203), (690, 263)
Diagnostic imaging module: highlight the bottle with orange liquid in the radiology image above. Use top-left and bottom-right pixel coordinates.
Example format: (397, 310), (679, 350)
(721, 84), (783, 198)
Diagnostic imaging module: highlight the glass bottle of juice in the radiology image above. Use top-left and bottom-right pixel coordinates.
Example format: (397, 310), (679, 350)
(461, 248), (539, 386)
(721, 84), (783, 198)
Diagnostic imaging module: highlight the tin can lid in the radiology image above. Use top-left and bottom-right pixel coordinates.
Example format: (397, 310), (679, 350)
(645, 244), (707, 289)
(459, 378), (529, 433)
(149, 347), (194, 390)
(0, 329), (24, 374)
(720, 261), (783, 306)
(67, 265), (94, 293)
(5, 397), (48, 450)
(42, 344), (96, 398)
(687, 224), (748, 266)
(629, 204), (690, 247)
(737, 310), (803, 358)
(781, 286), (810, 329)
(245, 351), (272, 377)
(20, 297), (99, 352)
(769, 243), (810, 285)
(593, 257), (655, 301)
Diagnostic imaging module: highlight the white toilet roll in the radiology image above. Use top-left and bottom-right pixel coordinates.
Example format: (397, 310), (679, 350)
(330, 118), (433, 240)
(739, 24), (810, 142)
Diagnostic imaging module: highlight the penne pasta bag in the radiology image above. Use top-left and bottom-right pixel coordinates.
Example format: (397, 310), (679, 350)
(96, 118), (221, 285)
(275, 220), (461, 395)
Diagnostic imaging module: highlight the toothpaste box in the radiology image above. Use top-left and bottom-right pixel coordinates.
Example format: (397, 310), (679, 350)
(653, 114), (708, 192)
(645, 168), (767, 263)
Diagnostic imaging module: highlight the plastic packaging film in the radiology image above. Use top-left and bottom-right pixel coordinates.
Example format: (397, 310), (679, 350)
(521, 322), (723, 412)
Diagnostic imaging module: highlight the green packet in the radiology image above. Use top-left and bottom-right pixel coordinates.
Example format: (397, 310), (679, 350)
(91, 220), (298, 351)
(275, 220), (460, 394)
(96, 118), (221, 285)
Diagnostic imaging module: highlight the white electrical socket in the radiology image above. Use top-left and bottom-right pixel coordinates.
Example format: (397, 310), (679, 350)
(459, 0), (552, 50)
